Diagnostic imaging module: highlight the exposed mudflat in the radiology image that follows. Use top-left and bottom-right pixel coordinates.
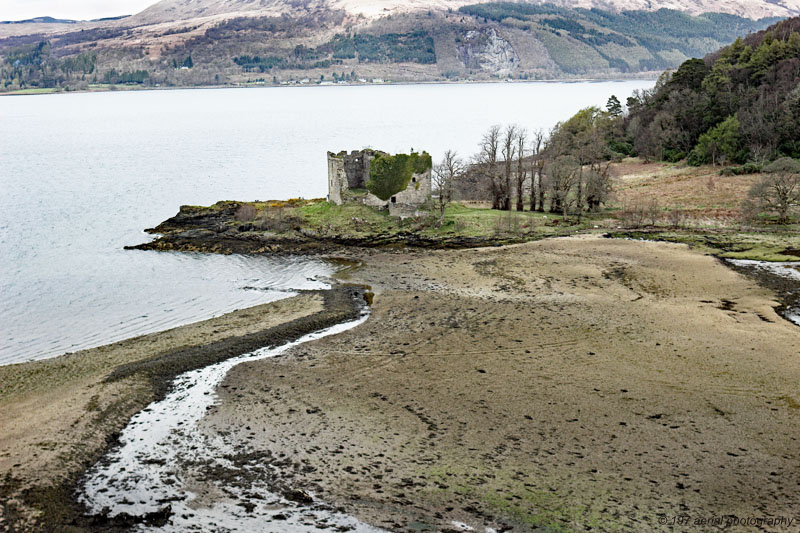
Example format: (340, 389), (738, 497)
(2, 236), (799, 532)
(206, 236), (800, 532)
(0, 289), (365, 531)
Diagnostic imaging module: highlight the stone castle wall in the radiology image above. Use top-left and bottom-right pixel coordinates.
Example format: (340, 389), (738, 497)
(389, 170), (432, 217)
(327, 149), (431, 218)
(327, 149), (383, 205)
(327, 153), (347, 205)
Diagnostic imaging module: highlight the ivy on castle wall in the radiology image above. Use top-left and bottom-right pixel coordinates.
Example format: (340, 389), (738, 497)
(366, 151), (432, 201)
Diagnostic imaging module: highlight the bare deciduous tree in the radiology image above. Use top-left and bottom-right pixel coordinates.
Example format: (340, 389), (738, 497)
(433, 150), (464, 224)
(475, 125), (504, 210)
(544, 128), (569, 214)
(747, 157), (800, 224)
(548, 155), (579, 218)
(585, 161), (613, 212)
(502, 125), (518, 211)
(515, 128), (527, 211)
(530, 129), (546, 212)
(666, 209), (686, 228)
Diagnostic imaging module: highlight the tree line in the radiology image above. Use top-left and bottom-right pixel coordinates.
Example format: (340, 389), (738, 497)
(431, 17), (800, 225)
(434, 100), (619, 222)
(0, 41), (96, 90)
(622, 19), (800, 165)
(435, 87), (798, 226)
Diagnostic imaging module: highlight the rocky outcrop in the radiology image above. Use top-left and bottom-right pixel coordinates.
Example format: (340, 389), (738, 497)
(457, 28), (519, 77)
(126, 202), (528, 255)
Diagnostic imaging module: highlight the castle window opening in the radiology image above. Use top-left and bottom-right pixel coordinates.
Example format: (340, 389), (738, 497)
(391, 196), (397, 203)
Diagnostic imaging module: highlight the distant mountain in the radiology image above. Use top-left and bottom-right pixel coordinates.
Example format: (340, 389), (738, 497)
(0, 1), (790, 92)
(0, 16), (78, 25)
(128, 0), (800, 23)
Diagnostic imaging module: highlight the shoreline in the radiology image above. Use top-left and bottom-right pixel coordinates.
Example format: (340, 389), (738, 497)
(2, 236), (799, 531)
(82, 309), (378, 531)
(0, 76), (658, 97)
(723, 258), (800, 327)
(129, 202), (800, 324)
(0, 287), (366, 531)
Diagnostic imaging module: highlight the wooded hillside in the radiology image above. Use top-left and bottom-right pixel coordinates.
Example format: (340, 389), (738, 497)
(622, 16), (800, 164)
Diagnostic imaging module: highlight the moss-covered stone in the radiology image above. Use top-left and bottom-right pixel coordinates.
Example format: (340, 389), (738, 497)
(366, 151), (432, 201)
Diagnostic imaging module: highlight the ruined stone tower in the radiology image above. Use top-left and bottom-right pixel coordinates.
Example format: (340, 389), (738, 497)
(326, 149), (385, 205)
(327, 149), (432, 218)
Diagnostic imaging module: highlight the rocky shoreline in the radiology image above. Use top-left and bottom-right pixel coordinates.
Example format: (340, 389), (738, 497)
(125, 203), (532, 256)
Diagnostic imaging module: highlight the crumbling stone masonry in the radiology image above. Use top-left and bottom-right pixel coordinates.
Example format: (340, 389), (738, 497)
(327, 149), (432, 218)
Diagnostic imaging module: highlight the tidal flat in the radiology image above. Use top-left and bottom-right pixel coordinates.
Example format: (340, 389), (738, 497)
(202, 236), (800, 532)
(2, 236), (798, 532)
(0, 289), (365, 531)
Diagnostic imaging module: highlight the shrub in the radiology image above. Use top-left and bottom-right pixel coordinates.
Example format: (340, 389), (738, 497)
(618, 203), (646, 228)
(494, 211), (522, 234)
(662, 148), (686, 163)
(746, 157), (800, 224)
(687, 115), (748, 166)
(666, 209), (686, 228)
(719, 162), (762, 176)
(618, 199), (661, 227)
(609, 139), (633, 156)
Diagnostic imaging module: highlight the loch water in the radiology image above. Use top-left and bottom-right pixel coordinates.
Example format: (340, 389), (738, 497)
(0, 80), (655, 364)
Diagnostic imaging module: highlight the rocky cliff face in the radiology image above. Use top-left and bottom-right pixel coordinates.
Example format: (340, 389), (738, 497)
(457, 28), (519, 76)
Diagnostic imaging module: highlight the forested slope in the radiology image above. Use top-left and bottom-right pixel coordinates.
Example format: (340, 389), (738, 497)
(621, 16), (800, 164)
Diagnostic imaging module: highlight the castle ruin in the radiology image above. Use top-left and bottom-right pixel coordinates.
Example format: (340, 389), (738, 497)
(327, 149), (432, 218)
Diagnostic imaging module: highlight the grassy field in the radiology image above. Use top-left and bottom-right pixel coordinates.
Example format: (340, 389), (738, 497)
(2, 87), (60, 95)
(608, 158), (799, 261)
(613, 159), (760, 216)
(296, 200), (588, 239)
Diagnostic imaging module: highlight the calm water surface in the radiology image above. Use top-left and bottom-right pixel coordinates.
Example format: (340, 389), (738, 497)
(0, 80), (654, 364)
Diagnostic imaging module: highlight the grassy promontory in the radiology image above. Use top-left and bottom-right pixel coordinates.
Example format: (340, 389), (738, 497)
(129, 199), (595, 255)
(132, 159), (798, 263)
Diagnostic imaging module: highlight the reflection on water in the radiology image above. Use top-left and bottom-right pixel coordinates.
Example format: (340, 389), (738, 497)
(0, 251), (332, 365)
